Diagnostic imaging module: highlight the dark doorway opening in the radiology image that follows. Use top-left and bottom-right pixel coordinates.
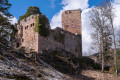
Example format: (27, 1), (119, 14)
(16, 43), (20, 48)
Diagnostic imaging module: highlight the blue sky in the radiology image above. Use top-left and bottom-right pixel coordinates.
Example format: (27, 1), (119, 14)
(9, 0), (62, 20)
(9, 0), (108, 21)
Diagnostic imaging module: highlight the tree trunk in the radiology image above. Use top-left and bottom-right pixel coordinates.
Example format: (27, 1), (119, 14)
(102, 53), (104, 72)
(111, 20), (118, 75)
(101, 35), (104, 72)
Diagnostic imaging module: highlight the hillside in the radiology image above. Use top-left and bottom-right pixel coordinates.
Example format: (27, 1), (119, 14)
(89, 50), (120, 74)
(0, 48), (120, 80)
(0, 48), (76, 80)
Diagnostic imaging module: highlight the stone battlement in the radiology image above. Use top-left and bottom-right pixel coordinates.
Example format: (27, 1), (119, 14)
(15, 9), (82, 57)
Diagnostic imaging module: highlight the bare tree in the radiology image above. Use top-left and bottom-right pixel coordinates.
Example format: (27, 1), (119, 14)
(90, 29), (101, 62)
(100, 0), (118, 75)
(89, 1), (112, 72)
(90, 0), (118, 74)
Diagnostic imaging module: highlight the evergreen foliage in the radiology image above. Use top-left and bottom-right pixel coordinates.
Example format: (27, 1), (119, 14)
(0, 0), (11, 16)
(0, 14), (17, 50)
(34, 16), (40, 32)
(0, 0), (17, 51)
(19, 6), (42, 21)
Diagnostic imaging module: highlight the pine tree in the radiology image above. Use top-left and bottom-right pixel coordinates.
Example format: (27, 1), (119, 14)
(0, 0), (17, 51)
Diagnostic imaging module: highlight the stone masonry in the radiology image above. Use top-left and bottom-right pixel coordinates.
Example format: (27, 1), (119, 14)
(16, 9), (82, 57)
(62, 9), (82, 34)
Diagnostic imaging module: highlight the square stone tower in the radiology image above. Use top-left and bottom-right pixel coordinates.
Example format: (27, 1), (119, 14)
(62, 9), (82, 35)
(62, 9), (82, 55)
(16, 14), (40, 51)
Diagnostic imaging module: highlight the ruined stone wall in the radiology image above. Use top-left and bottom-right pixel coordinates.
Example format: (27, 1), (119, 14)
(56, 28), (82, 57)
(16, 14), (39, 51)
(38, 28), (64, 53)
(38, 27), (82, 57)
(62, 9), (82, 34)
(64, 31), (82, 57)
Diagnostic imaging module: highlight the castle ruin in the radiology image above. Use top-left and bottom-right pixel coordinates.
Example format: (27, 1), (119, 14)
(16, 9), (82, 57)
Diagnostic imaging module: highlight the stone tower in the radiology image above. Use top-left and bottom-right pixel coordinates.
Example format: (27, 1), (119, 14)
(62, 9), (82, 35)
(62, 9), (82, 55)
(16, 14), (40, 51)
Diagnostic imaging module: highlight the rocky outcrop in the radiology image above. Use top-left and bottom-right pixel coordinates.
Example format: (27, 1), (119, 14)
(0, 49), (77, 80)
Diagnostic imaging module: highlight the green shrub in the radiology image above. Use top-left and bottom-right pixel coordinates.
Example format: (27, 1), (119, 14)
(71, 57), (101, 70)
(57, 51), (62, 56)
(34, 15), (50, 37)
(109, 67), (116, 74)
(37, 74), (42, 78)
(0, 54), (2, 58)
(16, 46), (26, 53)
(17, 46), (25, 50)
(9, 75), (30, 80)
(0, 55), (5, 61)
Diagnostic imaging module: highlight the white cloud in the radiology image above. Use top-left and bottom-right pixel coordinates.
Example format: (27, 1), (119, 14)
(50, 10), (63, 29)
(81, 8), (93, 55)
(61, 0), (89, 10)
(113, 4), (120, 28)
(9, 17), (18, 25)
(50, 0), (90, 54)
(114, 0), (120, 4)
